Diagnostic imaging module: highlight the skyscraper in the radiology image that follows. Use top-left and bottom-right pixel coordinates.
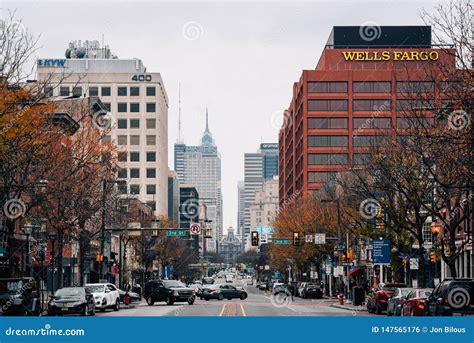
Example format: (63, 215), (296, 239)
(173, 110), (223, 252)
(237, 181), (245, 237)
(37, 40), (169, 216)
(243, 143), (278, 237)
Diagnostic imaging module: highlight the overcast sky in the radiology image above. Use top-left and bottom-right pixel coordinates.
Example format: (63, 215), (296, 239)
(3, 0), (443, 231)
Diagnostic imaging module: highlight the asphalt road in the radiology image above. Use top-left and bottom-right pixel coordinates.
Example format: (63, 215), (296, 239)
(98, 280), (375, 317)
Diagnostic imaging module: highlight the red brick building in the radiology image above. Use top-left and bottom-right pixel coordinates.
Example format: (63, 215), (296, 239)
(278, 26), (455, 205)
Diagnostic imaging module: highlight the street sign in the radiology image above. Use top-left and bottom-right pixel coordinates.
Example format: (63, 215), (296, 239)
(305, 234), (313, 243)
(409, 258), (419, 270)
(273, 239), (290, 245)
(264, 265), (270, 270)
(372, 239), (391, 264)
(314, 233), (326, 244)
(325, 265), (332, 275)
(166, 229), (187, 237)
(260, 233), (268, 244)
(189, 223), (202, 235)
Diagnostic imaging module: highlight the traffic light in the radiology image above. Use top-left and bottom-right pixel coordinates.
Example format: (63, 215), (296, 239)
(430, 252), (437, 263)
(348, 249), (353, 261)
(341, 254), (346, 262)
(96, 254), (104, 262)
(292, 232), (300, 246)
(251, 232), (259, 246)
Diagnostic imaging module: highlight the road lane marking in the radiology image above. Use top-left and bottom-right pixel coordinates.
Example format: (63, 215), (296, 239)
(218, 304), (227, 316)
(240, 303), (246, 316)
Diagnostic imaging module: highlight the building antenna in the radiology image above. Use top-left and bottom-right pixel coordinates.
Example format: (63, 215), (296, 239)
(177, 82), (183, 143)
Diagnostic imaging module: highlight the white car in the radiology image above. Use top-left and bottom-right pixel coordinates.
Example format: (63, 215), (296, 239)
(85, 283), (120, 312)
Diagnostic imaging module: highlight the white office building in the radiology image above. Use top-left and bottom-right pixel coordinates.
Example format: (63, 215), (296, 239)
(37, 40), (169, 216)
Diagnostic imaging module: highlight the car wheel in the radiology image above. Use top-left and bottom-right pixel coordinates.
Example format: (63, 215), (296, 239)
(240, 293), (247, 300)
(205, 298), (210, 301)
(113, 299), (120, 311)
(146, 296), (155, 306)
(218, 294), (224, 301)
(166, 296), (174, 306)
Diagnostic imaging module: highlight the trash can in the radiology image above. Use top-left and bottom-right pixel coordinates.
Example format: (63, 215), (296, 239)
(352, 286), (365, 306)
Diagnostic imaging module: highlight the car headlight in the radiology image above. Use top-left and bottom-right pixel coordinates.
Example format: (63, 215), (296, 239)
(173, 291), (179, 296)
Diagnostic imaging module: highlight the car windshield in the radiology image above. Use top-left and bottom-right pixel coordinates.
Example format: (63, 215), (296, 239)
(86, 285), (105, 293)
(55, 288), (84, 298)
(0, 280), (23, 294)
(383, 285), (403, 292)
(400, 289), (413, 296)
(420, 290), (432, 297)
(163, 280), (186, 288)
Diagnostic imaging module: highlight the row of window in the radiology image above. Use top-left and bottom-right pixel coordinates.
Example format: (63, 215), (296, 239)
(118, 151), (157, 162)
(116, 102), (156, 113)
(307, 153), (372, 166)
(307, 81), (436, 94)
(308, 135), (391, 147)
(308, 99), (434, 112)
(117, 167), (157, 179)
(117, 118), (156, 129)
(308, 117), (435, 129)
(59, 85), (157, 97)
(117, 135), (157, 146)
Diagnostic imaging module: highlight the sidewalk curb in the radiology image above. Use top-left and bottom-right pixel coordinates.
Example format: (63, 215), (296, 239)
(330, 304), (366, 312)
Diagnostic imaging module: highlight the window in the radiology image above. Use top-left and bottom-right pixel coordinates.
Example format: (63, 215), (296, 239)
(396, 81), (434, 93)
(118, 151), (127, 162)
(353, 135), (389, 147)
(117, 168), (127, 178)
(308, 100), (347, 111)
(353, 99), (391, 111)
(146, 152), (156, 162)
(89, 87), (99, 96)
(353, 81), (391, 93)
(117, 135), (127, 146)
(130, 135), (140, 145)
(308, 82), (347, 93)
(118, 103), (127, 112)
(146, 103), (156, 113)
(117, 119), (127, 129)
(353, 117), (391, 129)
(146, 135), (156, 145)
(308, 153), (348, 165)
(397, 117), (434, 129)
(308, 172), (335, 183)
(103, 103), (111, 111)
(146, 168), (156, 178)
(130, 185), (140, 195)
(130, 152), (140, 162)
(101, 135), (111, 144)
(130, 168), (140, 178)
(60, 86), (69, 96)
(118, 87), (127, 96)
(146, 185), (156, 195)
(396, 99), (433, 112)
(308, 135), (348, 147)
(146, 87), (156, 96)
(146, 201), (156, 211)
(146, 119), (156, 129)
(130, 87), (140, 96)
(130, 119), (140, 129)
(130, 103), (140, 112)
(353, 153), (371, 164)
(101, 87), (111, 96)
(118, 183), (127, 194)
(44, 86), (54, 97)
(308, 118), (347, 129)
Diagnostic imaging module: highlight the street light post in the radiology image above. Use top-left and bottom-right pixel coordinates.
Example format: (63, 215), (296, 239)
(48, 231), (57, 294)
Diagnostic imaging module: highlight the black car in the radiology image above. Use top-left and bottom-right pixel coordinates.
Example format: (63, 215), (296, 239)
(301, 284), (323, 299)
(426, 278), (474, 316)
(48, 287), (95, 316)
(0, 277), (42, 316)
(144, 280), (195, 306)
(201, 284), (247, 300)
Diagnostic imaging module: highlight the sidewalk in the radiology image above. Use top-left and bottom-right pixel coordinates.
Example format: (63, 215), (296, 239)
(330, 301), (367, 312)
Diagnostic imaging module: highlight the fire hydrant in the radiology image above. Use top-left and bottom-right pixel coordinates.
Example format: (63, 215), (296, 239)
(338, 294), (344, 305)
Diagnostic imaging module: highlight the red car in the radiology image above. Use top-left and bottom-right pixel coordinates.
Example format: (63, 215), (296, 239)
(367, 282), (407, 314)
(401, 288), (432, 316)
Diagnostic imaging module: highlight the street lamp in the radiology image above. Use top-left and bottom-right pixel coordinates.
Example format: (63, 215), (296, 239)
(23, 224), (33, 277)
(48, 230), (58, 293)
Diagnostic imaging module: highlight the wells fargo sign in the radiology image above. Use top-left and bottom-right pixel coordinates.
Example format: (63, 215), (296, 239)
(342, 50), (439, 62)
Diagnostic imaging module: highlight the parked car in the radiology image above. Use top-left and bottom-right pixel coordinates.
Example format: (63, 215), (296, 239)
(246, 278), (254, 286)
(85, 283), (120, 312)
(48, 287), (95, 316)
(272, 284), (291, 296)
(401, 288), (432, 316)
(144, 279), (195, 306)
(257, 282), (268, 291)
(0, 277), (41, 316)
(297, 282), (308, 297)
(387, 288), (414, 316)
(301, 284), (323, 299)
(367, 282), (406, 314)
(202, 277), (215, 285)
(201, 284), (247, 300)
(118, 289), (141, 304)
(426, 278), (474, 316)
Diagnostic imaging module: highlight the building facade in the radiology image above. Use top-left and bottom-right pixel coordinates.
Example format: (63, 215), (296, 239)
(37, 40), (169, 216)
(236, 180), (245, 237)
(249, 177), (279, 231)
(218, 227), (242, 266)
(167, 170), (180, 226)
(179, 185), (200, 252)
(243, 143), (278, 239)
(173, 111), (222, 252)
